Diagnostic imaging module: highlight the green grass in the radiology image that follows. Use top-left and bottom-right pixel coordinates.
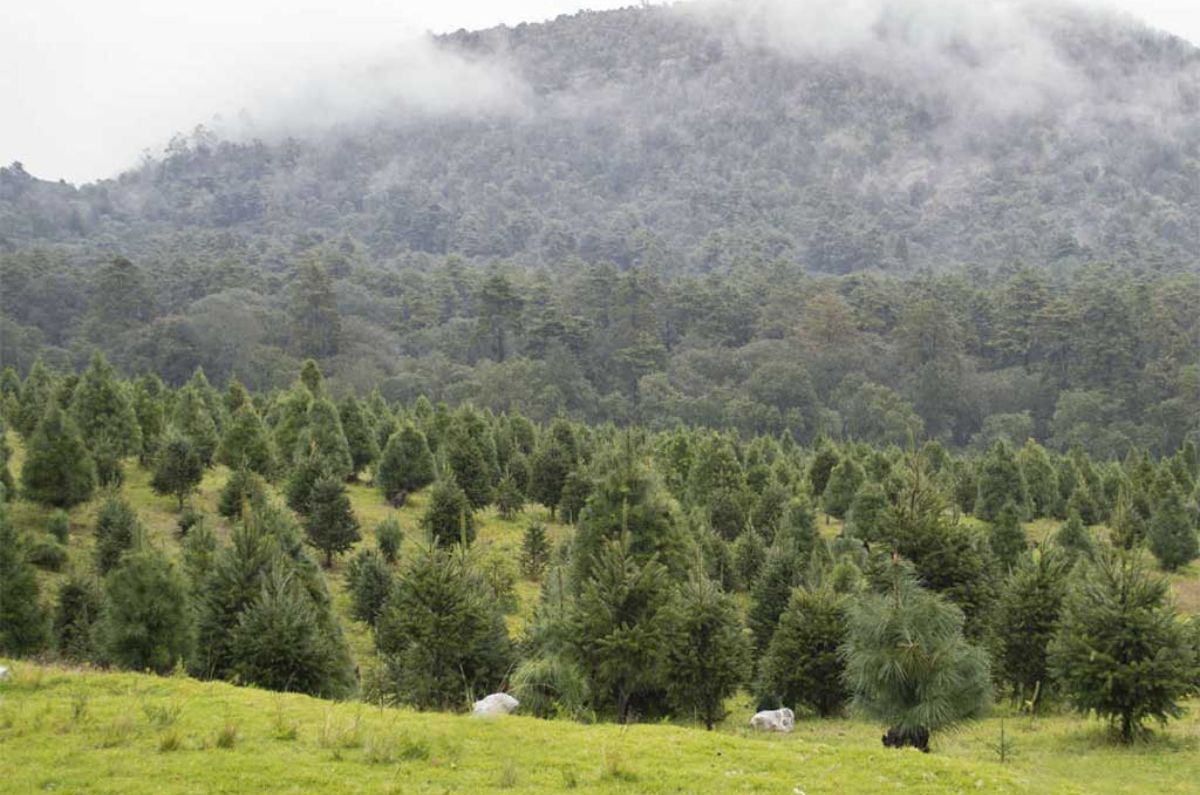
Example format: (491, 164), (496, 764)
(1, 662), (1198, 793)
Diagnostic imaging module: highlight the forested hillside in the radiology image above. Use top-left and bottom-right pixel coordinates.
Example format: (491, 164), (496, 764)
(1, 2), (1197, 458)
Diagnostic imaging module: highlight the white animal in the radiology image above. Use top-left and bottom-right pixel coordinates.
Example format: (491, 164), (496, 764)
(472, 692), (519, 717)
(0, 665), (10, 682)
(750, 707), (794, 733)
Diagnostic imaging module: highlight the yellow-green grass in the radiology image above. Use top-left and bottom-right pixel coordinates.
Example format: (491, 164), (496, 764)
(1, 662), (1198, 794)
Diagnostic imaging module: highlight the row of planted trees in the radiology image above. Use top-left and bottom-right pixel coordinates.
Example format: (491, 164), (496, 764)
(2, 356), (1199, 747)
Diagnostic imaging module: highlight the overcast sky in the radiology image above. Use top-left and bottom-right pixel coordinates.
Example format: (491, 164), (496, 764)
(4, 0), (1197, 184)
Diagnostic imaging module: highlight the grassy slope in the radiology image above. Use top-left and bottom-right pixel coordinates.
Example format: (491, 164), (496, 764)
(2, 662), (1198, 794)
(5, 431), (1200, 792)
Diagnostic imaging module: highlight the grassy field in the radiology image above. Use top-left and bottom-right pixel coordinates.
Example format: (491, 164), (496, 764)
(1, 661), (1198, 794)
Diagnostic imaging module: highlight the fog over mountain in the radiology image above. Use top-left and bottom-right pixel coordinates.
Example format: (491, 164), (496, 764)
(2, 0), (1198, 272)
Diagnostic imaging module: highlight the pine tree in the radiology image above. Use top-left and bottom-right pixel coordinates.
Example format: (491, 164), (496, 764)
(100, 542), (194, 673)
(94, 493), (142, 574)
(375, 516), (403, 564)
(69, 352), (141, 458)
(375, 544), (512, 710)
(376, 424), (435, 501)
(666, 574), (750, 729)
(747, 543), (805, 653)
(271, 385), (313, 469)
(530, 440), (571, 518)
(520, 522), (551, 580)
(303, 475), (360, 567)
(557, 469), (592, 525)
(495, 471), (524, 519)
(0, 507), (50, 656)
(53, 573), (104, 661)
(231, 565), (356, 698)
(807, 441), (840, 500)
(20, 404), (96, 507)
(337, 395), (378, 479)
(1147, 484), (1198, 572)
(841, 560), (991, 751)
(171, 386), (220, 466)
(994, 552), (1068, 705)
(445, 424), (493, 509)
(1050, 550), (1196, 743)
(0, 415), (14, 500)
(732, 526), (767, 590)
(299, 359), (326, 396)
(291, 260), (342, 358)
(285, 453), (328, 516)
(133, 374), (167, 466)
(1017, 440), (1058, 519)
(217, 467), (267, 520)
(569, 533), (679, 722)
(976, 440), (1027, 522)
(151, 430), (205, 510)
(1052, 510), (1095, 566)
(216, 403), (276, 477)
(345, 549), (394, 625)
(760, 587), (848, 717)
(570, 440), (693, 588)
(847, 481), (888, 542)
(990, 500), (1028, 571)
(15, 359), (55, 438)
(296, 397), (353, 481)
(823, 458), (865, 520)
(420, 476), (476, 547)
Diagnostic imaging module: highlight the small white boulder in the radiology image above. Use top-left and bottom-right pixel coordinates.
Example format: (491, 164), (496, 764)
(473, 692), (519, 717)
(750, 707), (794, 733)
(0, 665), (10, 682)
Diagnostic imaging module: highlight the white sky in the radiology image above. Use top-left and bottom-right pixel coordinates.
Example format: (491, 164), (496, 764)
(3, 0), (1197, 184)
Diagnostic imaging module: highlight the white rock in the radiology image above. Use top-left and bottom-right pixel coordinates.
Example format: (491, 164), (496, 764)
(0, 665), (10, 682)
(750, 707), (794, 733)
(472, 692), (519, 717)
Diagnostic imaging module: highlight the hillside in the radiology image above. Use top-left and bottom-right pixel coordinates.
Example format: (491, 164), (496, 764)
(2, 662), (1199, 793)
(2, 1), (1199, 272)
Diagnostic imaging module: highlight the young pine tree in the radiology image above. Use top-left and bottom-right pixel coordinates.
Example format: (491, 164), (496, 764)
(1050, 550), (1196, 743)
(375, 516), (404, 564)
(732, 525), (767, 590)
(520, 522), (551, 580)
(0, 508), (50, 656)
(303, 475), (360, 568)
(1052, 510), (1095, 566)
(445, 424), (493, 509)
(217, 467), (267, 520)
(337, 395), (379, 479)
(151, 430), (205, 510)
(994, 552), (1068, 705)
(344, 548), (394, 625)
(93, 493), (142, 574)
(231, 565), (356, 699)
(530, 441), (571, 519)
(376, 424), (435, 501)
(666, 574), (750, 729)
(100, 542), (194, 673)
(747, 543), (806, 653)
(296, 398), (354, 481)
(171, 386), (220, 466)
(569, 533), (679, 722)
(216, 403), (276, 477)
(20, 404), (96, 508)
(1147, 485), (1198, 572)
(822, 458), (865, 520)
(495, 471), (525, 519)
(989, 500), (1029, 571)
(69, 352), (142, 458)
(53, 573), (105, 662)
(841, 560), (991, 752)
(374, 543), (512, 710)
(420, 476), (476, 547)
(759, 586), (848, 717)
(975, 440), (1027, 522)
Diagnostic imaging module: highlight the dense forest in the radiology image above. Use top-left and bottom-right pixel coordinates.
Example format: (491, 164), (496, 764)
(1, 2), (1197, 460)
